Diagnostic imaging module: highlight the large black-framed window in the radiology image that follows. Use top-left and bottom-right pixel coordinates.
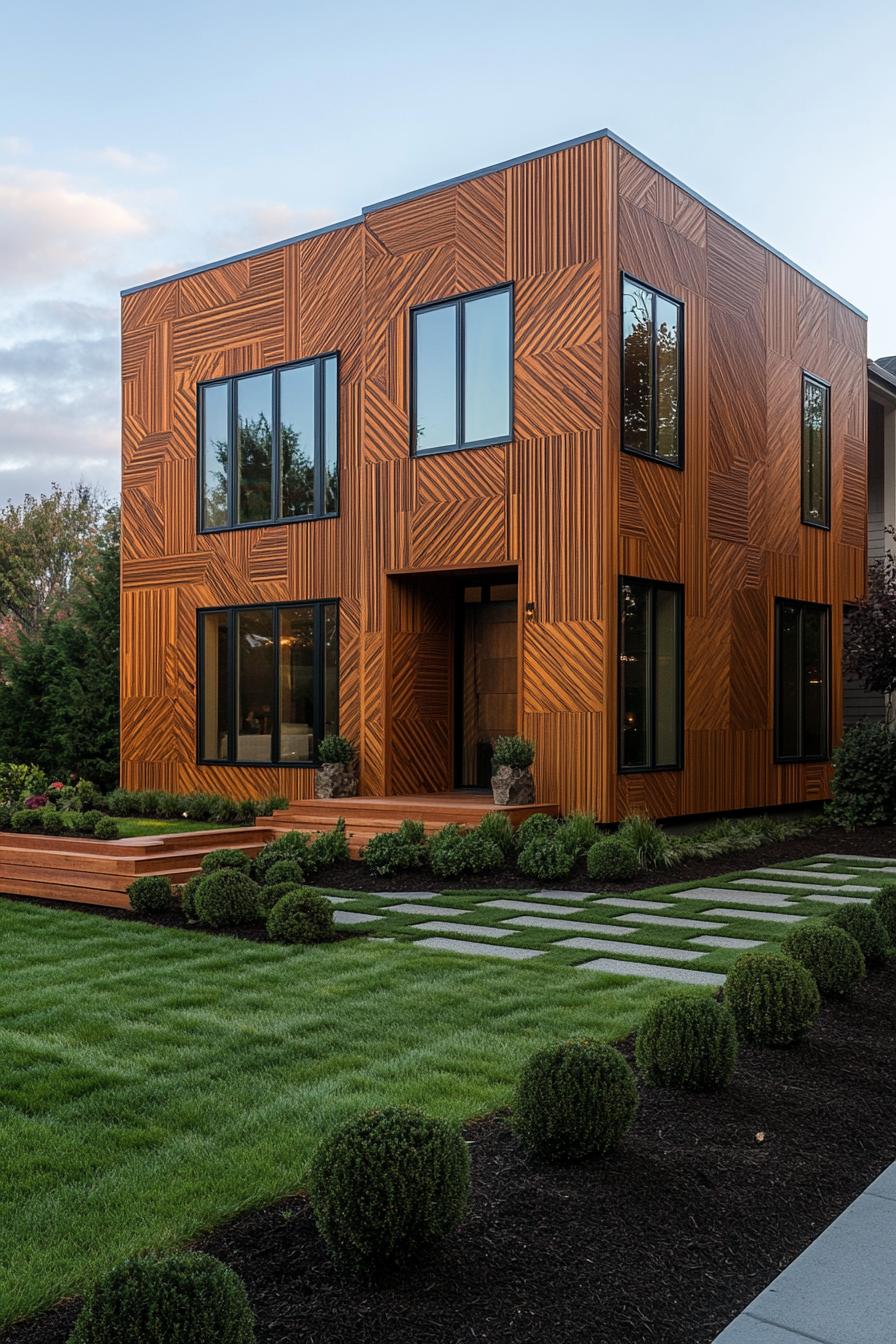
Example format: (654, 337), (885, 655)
(198, 601), (338, 767)
(775, 599), (830, 763)
(410, 284), (513, 456)
(621, 274), (684, 467)
(199, 354), (339, 532)
(801, 372), (831, 529)
(618, 578), (684, 772)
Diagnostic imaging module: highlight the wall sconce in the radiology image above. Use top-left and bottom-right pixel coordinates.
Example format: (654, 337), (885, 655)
(525, 601), (536, 622)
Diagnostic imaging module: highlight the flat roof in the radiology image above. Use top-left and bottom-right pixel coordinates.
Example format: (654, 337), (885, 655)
(120, 128), (866, 318)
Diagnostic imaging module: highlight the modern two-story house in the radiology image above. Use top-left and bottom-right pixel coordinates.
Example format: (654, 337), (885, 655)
(119, 130), (868, 821)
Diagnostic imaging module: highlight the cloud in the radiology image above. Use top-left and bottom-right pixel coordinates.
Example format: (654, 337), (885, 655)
(0, 135), (29, 156)
(94, 146), (166, 174)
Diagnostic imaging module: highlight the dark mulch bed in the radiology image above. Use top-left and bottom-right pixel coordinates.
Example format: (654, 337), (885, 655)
(5, 961), (896, 1344)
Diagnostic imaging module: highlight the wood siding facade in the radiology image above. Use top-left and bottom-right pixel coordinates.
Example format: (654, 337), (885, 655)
(120, 134), (868, 820)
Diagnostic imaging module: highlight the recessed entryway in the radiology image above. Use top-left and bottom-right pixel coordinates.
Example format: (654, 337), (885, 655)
(453, 573), (518, 788)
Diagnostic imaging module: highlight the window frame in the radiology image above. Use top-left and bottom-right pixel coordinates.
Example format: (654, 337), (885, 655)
(619, 272), (685, 470)
(774, 597), (831, 764)
(617, 576), (685, 774)
(197, 352), (340, 533)
(409, 282), (514, 458)
(195, 599), (339, 768)
(800, 370), (831, 530)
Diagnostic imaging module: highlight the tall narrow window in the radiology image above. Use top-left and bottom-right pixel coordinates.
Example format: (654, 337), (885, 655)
(198, 354), (339, 530)
(412, 285), (512, 455)
(775, 600), (830, 762)
(198, 602), (338, 766)
(621, 275), (683, 466)
(618, 578), (683, 771)
(801, 373), (830, 527)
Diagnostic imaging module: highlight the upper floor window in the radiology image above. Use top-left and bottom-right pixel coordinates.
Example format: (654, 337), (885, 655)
(801, 372), (830, 528)
(199, 354), (338, 531)
(618, 578), (683, 771)
(775, 599), (830, 762)
(411, 285), (512, 455)
(621, 275), (683, 467)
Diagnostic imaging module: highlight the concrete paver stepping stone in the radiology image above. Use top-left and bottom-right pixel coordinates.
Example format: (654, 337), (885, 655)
(371, 890), (441, 899)
(385, 903), (464, 917)
(557, 936), (704, 962)
(480, 898), (582, 915)
(689, 934), (765, 950)
(816, 853), (890, 864)
(502, 916), (632, 935)
(704, 908), (806, 924)
(668, 886), (795, 908)
(751, 867), (852, 884)
(614, 912), (723, 930)
(415, 937), (543, 961)
(527, 890), (589, 902)
(412, 920), (514, 938)
(333, 909), (384, 925)
(734, 877), (877, 895)
(576, 958), (726, 986)
(796, 892), (870, 906)
(592, 896), (671, 910)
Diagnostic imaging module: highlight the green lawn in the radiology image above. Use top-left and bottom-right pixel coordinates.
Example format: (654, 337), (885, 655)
(111, 817), (235, 837)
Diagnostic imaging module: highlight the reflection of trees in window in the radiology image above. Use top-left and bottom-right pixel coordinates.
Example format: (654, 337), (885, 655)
(238, 411), (273, 524)
(801, 374), (829, 527)
(622, 277), (682, 465)
(281, 424), (314, 518)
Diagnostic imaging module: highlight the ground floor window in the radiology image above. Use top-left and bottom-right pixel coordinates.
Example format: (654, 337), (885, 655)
(775, 599), (830, 762)
(198, 601), (338, 766)
(618, 578), (683, 771)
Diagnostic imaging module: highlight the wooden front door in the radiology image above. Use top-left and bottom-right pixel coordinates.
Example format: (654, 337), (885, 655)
(455, 579), (519, 788)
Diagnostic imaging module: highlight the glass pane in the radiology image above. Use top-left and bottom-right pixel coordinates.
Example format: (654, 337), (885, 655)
(620, 582), (650, 769)
(279, 607), (315, 763)
(280, 363), (315, 519)
(323, 603), (339, 739)
(802, 377), (828, 525)
(201, 383), (229, 528)
(414, 304), (457, 452)
(622, 280), (653, 457)
(655, 295), (681, 462)
(236, 608), (274, 762)
(324, 356), (339, 514)
(200, 611), (229, 760)
(654, 587), (681, 766)
(463, 289), (511, 445)
(237, 372), (273, 523)
(801, 607), (828, 758)
(777, 604), (802, 759)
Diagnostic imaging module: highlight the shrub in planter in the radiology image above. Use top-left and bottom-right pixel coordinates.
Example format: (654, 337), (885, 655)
(586, 835), (640, 883)
(308, 818), (350, 870)
(0, 805), (11, 830)
(94, 816), (121, 841)
(39, 807), (66, 836)
(253, 832), (312, 884)
(517, 834), (575, 880)
(256, 880), (300, 918)
(11, 809), (43, 832)
(827, 904), (889, 964)
(871, 883), (896, 947)
(316, 736), (357, 800)
(193, 871), (261, 928)
(558, 811), (599, 861)
(103, 787), (138, 816)
(68, 1251), (254, 1343)
(128, 875), (177, 916)
(513, 1039), (637, 1161)
(307, 1106), (470, 1272)
(635, 995), (738, 1089)
(427, 824), (503, 879)
(781, 922), (866, 997)
(491, 735), (536, 806)
(264, 858), (306, 887)
(200, 848), (252, 876)
(513, 811), (558, 851)
(724, 952), (821, 1046)
(475, 811), (515, 859)
(318, 735), (354, 765)
(827, 721), (896, 828)
(362, 820), (427, 877)
(67, 809), (105, 836)
(266, 887), (334, 944)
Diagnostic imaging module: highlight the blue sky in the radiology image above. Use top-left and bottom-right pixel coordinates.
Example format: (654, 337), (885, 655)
(1, 0), (894, 503)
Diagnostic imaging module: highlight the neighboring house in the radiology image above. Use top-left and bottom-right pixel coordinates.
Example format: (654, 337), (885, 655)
(843, 358), (896, 726)
(119, 130), (868, 820)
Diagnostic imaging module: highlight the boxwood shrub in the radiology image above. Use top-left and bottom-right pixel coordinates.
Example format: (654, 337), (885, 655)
(871, 883), (896, 947)
(252, 832), (312, 884)
(200, 849), (252, 876)
(307, 1106), (470, 1272)
(264, 858), (305, 887)
(308, 818), (350, 869)
(68, 1251), (254, 1343)
(516, 833), (575, 880)
(266, 887), (334, 943)
(475, 811), (515, 858)
(39, 807), (66, 836)
(635, 995), (737, 1089)
(256, 880), (300, 918)
(427, 824), (503, 879)
(826, 903), (889, 964)
(362, 820), (426, 877)
(127, 875), (177, 916)
(93, 816), (120, 840)
(512, 812), (557, 851)
(513, 1039), (638, 1161)
(180, 874), (203, 921)
(724, 952), (821, 1046)
(491, 735), (535, 769)
(11, 809), (43, 832)
(781, 922), (865, 996)
(193, 871), (261, 928)
(586, 835), (640, 883)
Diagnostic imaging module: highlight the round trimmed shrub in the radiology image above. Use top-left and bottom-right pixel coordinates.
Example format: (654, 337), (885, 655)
(724, 953), (821, 1046)
(362, 822), (426, 877)
(427, 824), (503, 879)
(516, 834), (575, 880)
(200, 848), (252, 876)
(253, 832), (311, 883)
(193, 870), (261, 928)
(266, 887), (334, 943)
(781, 922), (865, 997)
(256, 880), (299, 918)
(635, 995), (737, 1089)
(93, 816), (120, 841)
(307, 1106), (470, 1271)
(127, 875), (176, 916)
(39, 807), (66, 835)
(11, 809), (43, 832)
(264, 858), (305, 887)
(308, 819), (350, 870)
(826, 903), (889, 964)
(871, 883), (896, 947)
(180, 873), (203, 921)
(586, 836), (640, 883)
(68, 1251), (254, 1343)
(513, 1039), (638, 1161)
(513, 812), (557, 851)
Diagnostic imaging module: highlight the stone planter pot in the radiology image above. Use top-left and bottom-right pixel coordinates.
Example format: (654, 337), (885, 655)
(491, 764), (535, 806)
(315, 762), (358, 799)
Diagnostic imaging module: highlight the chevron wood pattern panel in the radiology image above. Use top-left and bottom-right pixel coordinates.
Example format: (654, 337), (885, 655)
(121, 136), (867, 821)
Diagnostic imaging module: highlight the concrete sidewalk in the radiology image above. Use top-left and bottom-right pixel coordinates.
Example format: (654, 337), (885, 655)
(713, 1160), (896, 1342)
